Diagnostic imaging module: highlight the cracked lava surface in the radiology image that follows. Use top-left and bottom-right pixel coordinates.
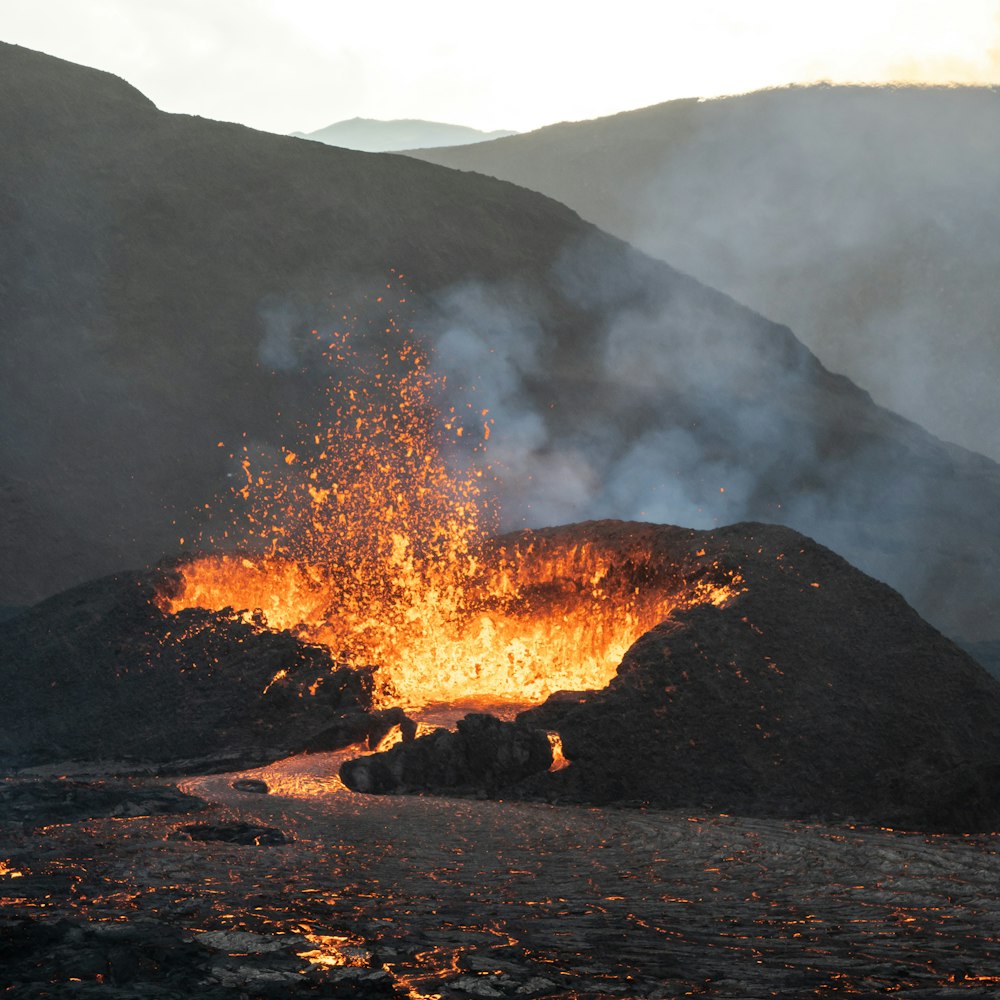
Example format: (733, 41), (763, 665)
(3, 748), (1000, 998)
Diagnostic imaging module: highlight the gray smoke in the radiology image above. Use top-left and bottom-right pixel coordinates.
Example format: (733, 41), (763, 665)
(420, 244), (810, 531)
(411, 224), (1000, 643)
(425, 281), (597, 526)
(411, 85), (1000, 464)
(612, 86), (1000, 463)
(256, 294), (316, 371)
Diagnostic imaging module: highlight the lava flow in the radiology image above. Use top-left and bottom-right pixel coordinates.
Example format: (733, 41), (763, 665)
(159, 285), (740, 709)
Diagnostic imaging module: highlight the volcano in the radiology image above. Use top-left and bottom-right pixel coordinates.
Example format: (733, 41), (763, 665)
(516, 523), (1000, 832)
(3, 43), (1000, 650)
(2, 519), (998, 832)
(7, 42), (1000, 1000)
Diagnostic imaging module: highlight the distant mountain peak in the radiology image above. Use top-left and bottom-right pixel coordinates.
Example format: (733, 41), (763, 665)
(290, 116), (517, 152)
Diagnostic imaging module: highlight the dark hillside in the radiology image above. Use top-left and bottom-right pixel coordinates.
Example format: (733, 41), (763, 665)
(410, 86), (1000, 464)
(2, 45), (1000, 642)
(0, 42), (587, 602)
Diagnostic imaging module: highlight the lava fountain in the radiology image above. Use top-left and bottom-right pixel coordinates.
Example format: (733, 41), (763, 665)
(158, 283), (741, 710)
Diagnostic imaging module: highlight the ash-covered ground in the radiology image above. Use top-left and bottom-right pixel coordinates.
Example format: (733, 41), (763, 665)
(3, 751), (1000, 999)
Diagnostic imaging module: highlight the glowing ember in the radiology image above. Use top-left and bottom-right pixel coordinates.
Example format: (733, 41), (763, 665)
(546, 732), (570, 771)
(295, 928), (370, 969)
(159, 282), (741, 709)
(0, 860), (24, 879)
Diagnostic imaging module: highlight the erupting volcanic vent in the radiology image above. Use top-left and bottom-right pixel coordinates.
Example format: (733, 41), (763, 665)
(158, 283), (740, 709)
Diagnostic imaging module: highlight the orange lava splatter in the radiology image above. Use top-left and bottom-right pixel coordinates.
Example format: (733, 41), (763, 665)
(159, 281), (740, 709)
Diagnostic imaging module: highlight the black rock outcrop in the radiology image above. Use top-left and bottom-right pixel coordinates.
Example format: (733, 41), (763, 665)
(0, 780), (204, 827)
(301, 707), (417, 754)
(0, 564), (372, 769)
(340, 714), (552, 796)
(0, 914), (396, 998)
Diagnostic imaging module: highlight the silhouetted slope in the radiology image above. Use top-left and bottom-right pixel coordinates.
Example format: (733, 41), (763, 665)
(2, 44), (1000, 643)
(410, 86), (1000, 463)
(291, 116), (516, 151)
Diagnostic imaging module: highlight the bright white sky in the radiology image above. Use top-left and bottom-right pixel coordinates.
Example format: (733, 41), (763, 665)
(5, 0), (1000, 134)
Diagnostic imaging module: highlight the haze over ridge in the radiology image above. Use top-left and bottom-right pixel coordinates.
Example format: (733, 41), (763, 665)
(408, 84), (1000, 463)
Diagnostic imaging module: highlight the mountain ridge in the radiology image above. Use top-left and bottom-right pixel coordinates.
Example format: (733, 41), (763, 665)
(2, 43), (999, 642)
(291, 115), (517, 151)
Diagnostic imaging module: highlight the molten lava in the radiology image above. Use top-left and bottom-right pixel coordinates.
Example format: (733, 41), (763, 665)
(161, 540), (738, 709)
(159, 281), (740, 709)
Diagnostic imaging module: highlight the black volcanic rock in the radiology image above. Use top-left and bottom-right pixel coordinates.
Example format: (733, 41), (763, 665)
(231, 778), (270, 794)
(0, 565), (372, 768)
(0, 916), (210, 998)
(3, 45), (1000, 643)
(512, 522), (1000, 830)
(0, 913), (397, 998)
(169, 822), (290, 846)
(340, 714), (552, 796)
(0, 779), (204, 826)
